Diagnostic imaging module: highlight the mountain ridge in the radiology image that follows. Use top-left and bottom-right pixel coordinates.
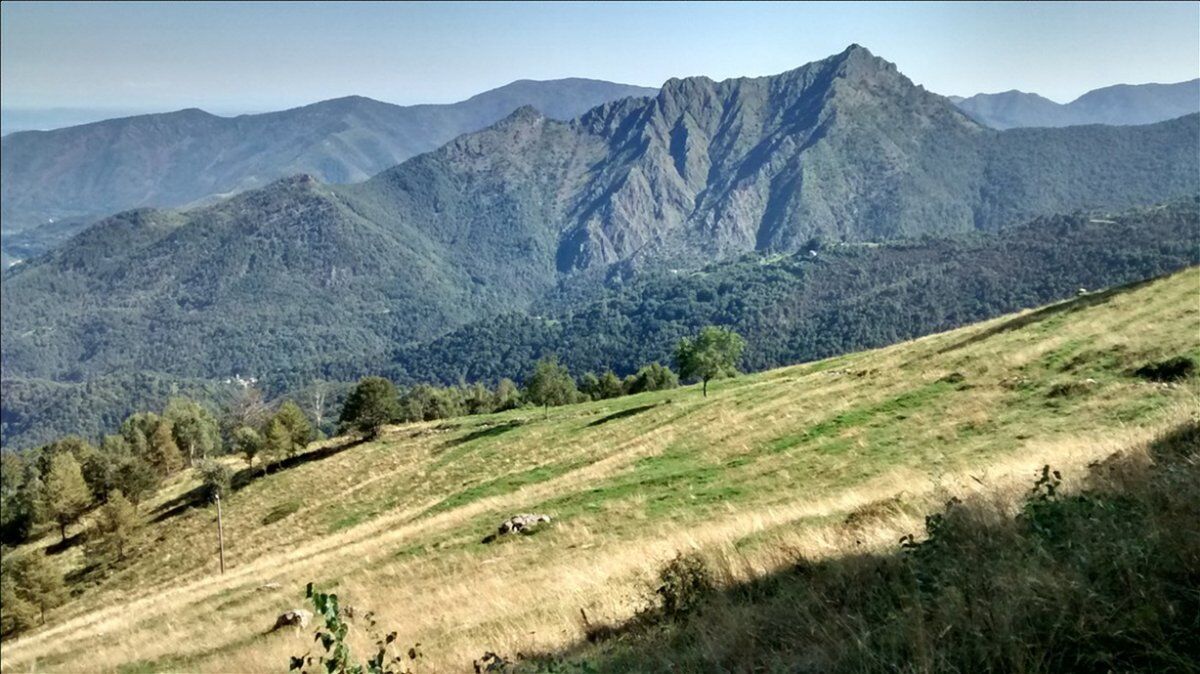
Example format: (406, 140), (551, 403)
(954, 78), (1200, 129)
(0, 78), (658, 263)
(2, 46), (1196, 397)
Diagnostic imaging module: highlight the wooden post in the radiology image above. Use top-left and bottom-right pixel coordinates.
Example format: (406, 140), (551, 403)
(215, 493), (226, 574)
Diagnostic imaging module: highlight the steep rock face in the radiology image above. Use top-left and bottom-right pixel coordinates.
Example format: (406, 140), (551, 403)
(555, 45), (988, 271)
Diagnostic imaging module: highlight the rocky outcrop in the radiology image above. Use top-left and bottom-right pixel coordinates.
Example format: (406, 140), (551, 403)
(482, 513), (552, 543)
(270, 609), (312, 632)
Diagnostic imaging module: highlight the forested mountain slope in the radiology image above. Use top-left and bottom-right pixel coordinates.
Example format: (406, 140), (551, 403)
(2, 200), (1196, 450)
(0, 79), (656, 261)
(2, 46), (1197, 449)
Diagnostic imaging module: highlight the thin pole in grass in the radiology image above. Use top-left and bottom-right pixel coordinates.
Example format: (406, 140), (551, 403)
(215, 493), (226, 574)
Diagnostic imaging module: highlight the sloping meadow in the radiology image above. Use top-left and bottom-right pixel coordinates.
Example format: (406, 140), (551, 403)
(1, 268), (1197, 672)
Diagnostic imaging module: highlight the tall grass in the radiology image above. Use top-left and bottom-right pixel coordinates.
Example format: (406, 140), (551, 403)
(531, 420), (1200, 673)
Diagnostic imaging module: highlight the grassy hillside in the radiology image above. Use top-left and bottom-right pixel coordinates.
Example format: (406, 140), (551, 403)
(2, 268), (1197, 672)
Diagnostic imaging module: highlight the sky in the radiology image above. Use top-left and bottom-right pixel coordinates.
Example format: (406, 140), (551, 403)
(2, 1), (1198, 116)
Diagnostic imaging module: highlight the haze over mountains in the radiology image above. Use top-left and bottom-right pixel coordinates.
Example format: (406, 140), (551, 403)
(0, 78), (656, 263)
(2, 45), (1198, 449)
(952, 78), (1200, 129)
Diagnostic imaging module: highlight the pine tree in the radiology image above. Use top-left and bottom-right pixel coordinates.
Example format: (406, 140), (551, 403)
(91, 489), (138, 562)
(7, 551), (65, 626)
(147, 420), (184, 476)
(42, 453), (92, 542)
(0, 561), (38, 637)
(273, 401), (314, 456)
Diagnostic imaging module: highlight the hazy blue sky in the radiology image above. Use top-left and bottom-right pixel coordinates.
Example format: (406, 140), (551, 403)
(2, 1), (1197, 113)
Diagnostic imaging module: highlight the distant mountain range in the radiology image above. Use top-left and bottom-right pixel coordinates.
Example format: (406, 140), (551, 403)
(2, 45), (1197, 449)
(951, 79), (1200, 129)
(0, 78), (656, 263)
(3, 45), (1196, 380)
(5, 72), (1195, 267)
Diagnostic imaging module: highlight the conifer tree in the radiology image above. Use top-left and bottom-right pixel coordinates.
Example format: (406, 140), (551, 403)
(42, 453), (92, 541)
(91, 490), (138, 562)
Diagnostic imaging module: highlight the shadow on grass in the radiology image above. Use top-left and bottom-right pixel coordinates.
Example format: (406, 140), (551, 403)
(518, 420), (1200, 674)
(443, 419), (525, 448)
(586, 404), (660, 428)
(44, 530), (86, 556)
(936, 274), (1161, 356)
(149, 436), (368, 524)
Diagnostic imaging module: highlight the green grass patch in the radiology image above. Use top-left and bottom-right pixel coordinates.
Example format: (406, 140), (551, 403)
(261, 499), (302, 526)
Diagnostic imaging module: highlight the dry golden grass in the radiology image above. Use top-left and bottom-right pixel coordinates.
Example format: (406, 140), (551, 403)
(2, 268), (1197, 673)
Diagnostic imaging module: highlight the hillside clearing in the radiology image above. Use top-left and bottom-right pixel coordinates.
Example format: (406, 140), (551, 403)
(2, 268), (1197, 673)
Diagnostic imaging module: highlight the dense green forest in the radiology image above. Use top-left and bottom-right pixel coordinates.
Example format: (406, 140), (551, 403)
(3, 199), (1195, 451)
(388, 199), (1200, 384)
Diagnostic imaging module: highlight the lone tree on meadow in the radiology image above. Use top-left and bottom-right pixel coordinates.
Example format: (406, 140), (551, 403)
(675, 326), (746, 397)
(42, 453), (93, 542)
(338, 376), (401, 439)
(524, 355), (578, 416)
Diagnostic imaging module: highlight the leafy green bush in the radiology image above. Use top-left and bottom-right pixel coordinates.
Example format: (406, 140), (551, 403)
(289, 582), (421, 674)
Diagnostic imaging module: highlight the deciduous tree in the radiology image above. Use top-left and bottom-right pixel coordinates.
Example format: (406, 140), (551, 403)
(338, 377), (401, 439)
(524, 356), (578, 415)
(675, 326), (746, 397)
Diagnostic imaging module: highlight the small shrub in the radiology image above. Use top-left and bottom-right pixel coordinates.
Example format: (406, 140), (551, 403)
(473, 652), (512, 673)
(1132, 356), (1195, 382)
(653, 552), (715, 618)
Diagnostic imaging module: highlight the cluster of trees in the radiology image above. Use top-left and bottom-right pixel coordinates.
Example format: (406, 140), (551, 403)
(339, 326), (746, 433)
(223, 392), (316, 474)
(0, 396), (223, 547)
(337, 358), (682, 435)
(0, 326), (745, 638)
(0, 391), (321, 638)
